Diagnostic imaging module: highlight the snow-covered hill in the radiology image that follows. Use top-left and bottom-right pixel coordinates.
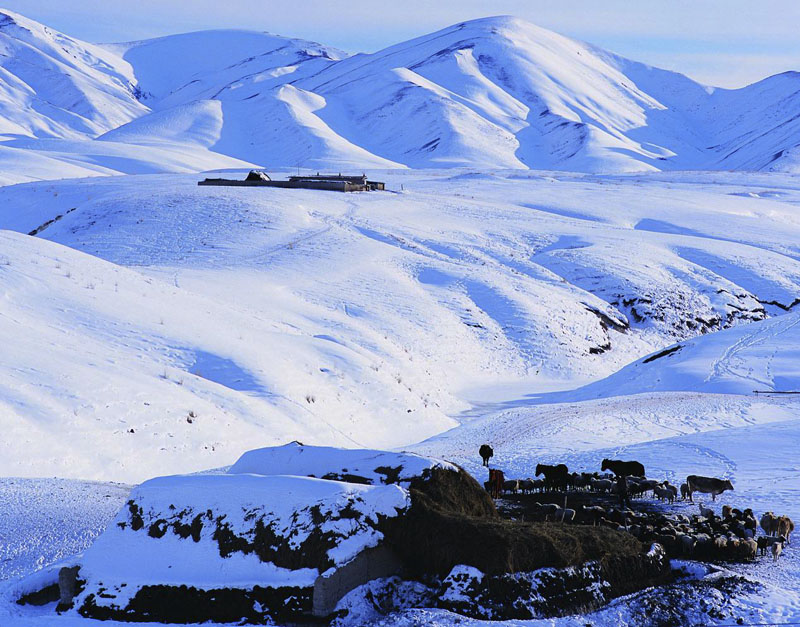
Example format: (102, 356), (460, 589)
(557, 311), (800, 401)
(1, 11), (800, 181)
(0, 169), (799, 480)
(0, 228), (458, 481)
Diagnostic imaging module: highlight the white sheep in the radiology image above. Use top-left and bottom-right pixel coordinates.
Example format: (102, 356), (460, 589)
(772, 539), (784, 562)
(698, 503), (714, 519)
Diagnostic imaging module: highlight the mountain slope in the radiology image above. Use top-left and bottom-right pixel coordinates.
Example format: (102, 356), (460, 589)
(561, 310), (800, 401)
(0, 227), (458, 482)
(0, 10), (145, 140)
(2, 11), (800, 179)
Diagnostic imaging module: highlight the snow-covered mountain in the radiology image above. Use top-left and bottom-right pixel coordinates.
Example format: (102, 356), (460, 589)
(1, 10), (800, 181)
(0, 10), (143, 140)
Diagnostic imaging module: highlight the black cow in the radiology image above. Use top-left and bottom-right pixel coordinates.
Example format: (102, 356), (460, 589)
(536, 463), (569, 492)
(479, 444), (494, 467)
(601, 458), (645, 478)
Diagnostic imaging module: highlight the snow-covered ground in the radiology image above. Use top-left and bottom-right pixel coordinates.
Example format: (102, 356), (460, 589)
(0, 168), (798, 624)
(1, 169), (800, 480)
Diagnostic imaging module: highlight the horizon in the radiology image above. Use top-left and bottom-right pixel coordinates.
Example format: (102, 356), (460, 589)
(2, 1), (800, 89)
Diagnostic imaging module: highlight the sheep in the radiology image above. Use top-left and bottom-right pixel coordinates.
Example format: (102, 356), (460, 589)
(550, 506), (575, 522)
(519, 479), (535, 494)
(534, 503), (559, 520)
(654, 485), (675, 504)
(679, 534), (696, 556)
(757, 535), (785, 556)
(577, 472), (595, 490)
(742, 538), (758, 561)
(591, 478), (614, 493)
(772, 539), (784, 562)
(698, 503), (715, 519)
(638, 479), (660, 495)
(721, 505), (732, 519)
(502, 479), (519, 495)
(654, 533), (676, 551)
(580, 505), (606, 526)
(627, 479), (647, 499)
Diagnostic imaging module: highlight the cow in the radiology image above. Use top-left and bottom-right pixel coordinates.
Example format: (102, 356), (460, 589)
(479, 444), (494, 467)
(601, 458), (645, 478)
(777, 516), (794, 545)
(535, 463), (569, 492)
(488, 468), (504, 499)
(685, 475), (733, 502)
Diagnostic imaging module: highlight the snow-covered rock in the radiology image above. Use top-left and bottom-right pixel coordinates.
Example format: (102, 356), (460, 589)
(52, 444), (439, 622)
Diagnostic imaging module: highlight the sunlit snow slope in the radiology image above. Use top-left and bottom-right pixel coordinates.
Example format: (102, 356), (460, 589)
(1, 170), (800, 480)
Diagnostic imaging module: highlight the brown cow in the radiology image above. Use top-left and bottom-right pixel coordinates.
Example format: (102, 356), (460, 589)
(686, 475), (733, 502)
(488, 468), (505, 499)
(777, 516), (795, 545)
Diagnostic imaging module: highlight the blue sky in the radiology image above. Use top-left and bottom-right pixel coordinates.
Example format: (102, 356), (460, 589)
(4, 0), (799, 88)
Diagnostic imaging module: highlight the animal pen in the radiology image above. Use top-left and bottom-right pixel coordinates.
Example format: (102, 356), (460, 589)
(198, 170), (385, 192)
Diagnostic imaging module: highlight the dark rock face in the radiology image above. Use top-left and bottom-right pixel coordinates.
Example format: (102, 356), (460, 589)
(439, 562), (611, 619)
(73, 471), (409, 624)
(16, 583), (60, 607)
(114, 496), (387, 575)
(437, 544), (669, 620)
(79, 584), (312, 624)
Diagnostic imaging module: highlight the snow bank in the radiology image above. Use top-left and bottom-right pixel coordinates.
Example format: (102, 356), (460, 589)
(228, 441), (456, 485)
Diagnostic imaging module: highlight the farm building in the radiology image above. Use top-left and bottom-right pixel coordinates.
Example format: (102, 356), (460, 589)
(198, 171), (385, 192)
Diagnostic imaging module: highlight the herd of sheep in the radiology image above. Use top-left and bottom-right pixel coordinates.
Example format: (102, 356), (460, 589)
(482, 453), (793, 564)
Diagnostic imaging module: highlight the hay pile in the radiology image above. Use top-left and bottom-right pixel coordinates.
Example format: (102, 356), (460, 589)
(383, 467), (665, 583)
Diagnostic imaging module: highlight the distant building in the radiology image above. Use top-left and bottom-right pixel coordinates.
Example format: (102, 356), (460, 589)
(199, 171), (385, 192)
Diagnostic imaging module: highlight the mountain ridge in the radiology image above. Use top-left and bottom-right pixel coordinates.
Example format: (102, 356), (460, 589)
(1, 10), (799, 180)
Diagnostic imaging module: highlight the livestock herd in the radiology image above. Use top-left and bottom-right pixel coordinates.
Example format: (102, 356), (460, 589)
(480, 448), (794, 565)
